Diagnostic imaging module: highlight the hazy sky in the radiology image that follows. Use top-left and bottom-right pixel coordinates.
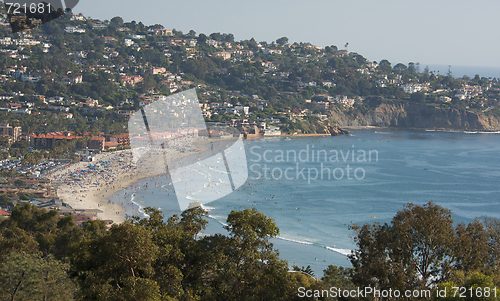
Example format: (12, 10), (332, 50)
(75, 0), (500, 68)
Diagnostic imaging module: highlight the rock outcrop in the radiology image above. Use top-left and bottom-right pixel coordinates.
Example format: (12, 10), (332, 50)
(330, 104), (500, 131)
(328, 125), (349, 136)
(315, 123), (349, 136)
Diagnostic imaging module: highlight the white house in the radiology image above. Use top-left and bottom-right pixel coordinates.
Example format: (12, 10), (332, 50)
(401, 84), (425, 94)
(20, 74), (42, 83)
(439, 96), (452, 102)
(127, 34), (146, 39)
(65, 26), (86, 33)
(263, 126), (281, 136)
(124, 39), (134, 47)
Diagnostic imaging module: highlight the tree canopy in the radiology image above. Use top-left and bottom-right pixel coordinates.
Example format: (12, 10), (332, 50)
(1, 202), (500, 300)
(349, 202), (500, 299)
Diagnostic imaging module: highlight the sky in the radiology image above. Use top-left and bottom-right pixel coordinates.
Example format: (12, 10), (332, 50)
(74, 0), (500, 69)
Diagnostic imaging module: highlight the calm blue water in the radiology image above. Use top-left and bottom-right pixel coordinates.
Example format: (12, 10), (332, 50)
(424, 64), (500, 79)
(111, 129), (500, 276)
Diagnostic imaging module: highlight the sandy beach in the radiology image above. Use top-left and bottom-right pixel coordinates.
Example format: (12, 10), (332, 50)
(47, 150), (153, 223)
(47, 136), (227, 224)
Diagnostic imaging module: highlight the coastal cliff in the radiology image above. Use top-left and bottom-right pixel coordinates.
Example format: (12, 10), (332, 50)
(330, 103), (500, 131)
(316, 124), (350, 136)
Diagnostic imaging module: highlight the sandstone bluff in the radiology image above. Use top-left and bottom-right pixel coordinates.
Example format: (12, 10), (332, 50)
(330, 103), (500, 131)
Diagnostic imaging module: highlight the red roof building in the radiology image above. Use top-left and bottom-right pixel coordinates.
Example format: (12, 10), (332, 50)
(29, 132), (105, 150)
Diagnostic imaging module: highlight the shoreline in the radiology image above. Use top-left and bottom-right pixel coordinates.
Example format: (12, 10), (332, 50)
(340, 125), (500, 132)
(47, 137), (225, 224)
(246, 132), (350, 139)
(263, 133), (333, 138)
(48, 127), (500, 224)
(47, 150), (165, 224)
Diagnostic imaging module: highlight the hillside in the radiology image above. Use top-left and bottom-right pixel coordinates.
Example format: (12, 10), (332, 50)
(0, 9), (498, 160)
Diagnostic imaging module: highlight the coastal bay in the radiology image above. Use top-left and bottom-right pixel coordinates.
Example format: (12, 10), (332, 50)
(47, 129), (500, 276)
(107, 129), (500, 276)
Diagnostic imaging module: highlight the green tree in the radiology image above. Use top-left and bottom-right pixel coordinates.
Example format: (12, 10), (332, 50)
(392, 202), (455, 287)
(0, 137), (9, 148)
(378, 59), (392, 72)
(0, 226), (40, 257)
(22, 152), (43, 166)
(276, 36), (289, 45)
(292, 265), (315, 277)
(321, 265), (356, 301)
(110, 16), (124, 27)
(482, 218), (500, 271)
(325, 45), (338, 54)
(410, 91), (426, 103)
(408, 62), (416, 74)
(130, 207), (206, 299)
(453, 220), (489, 273)
(350, 202), (456, 293)
(89, 125), (100, 137)
(71, 222), (161, 300)
(197, 208), (293, 300)
(14, 179), (26, 188)
(197, 33), (207, 44)
(0, 194), (12, 209)
(0, 252), (76, 300)
(0, 204), (69, 256)
(436, 272), (499, 301)
(393, 63), (408, 73)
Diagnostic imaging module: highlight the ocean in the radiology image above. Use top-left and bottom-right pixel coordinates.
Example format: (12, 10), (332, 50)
(423, 64), (500, 79)
(110, 129), (500, 276)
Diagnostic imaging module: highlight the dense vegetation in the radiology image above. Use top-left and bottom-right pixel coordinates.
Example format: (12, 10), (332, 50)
(0, 8), (498, 164)
(0, 202), (499, 300)
(0, 8), (498, 140)
(0, 205), (321, 300)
